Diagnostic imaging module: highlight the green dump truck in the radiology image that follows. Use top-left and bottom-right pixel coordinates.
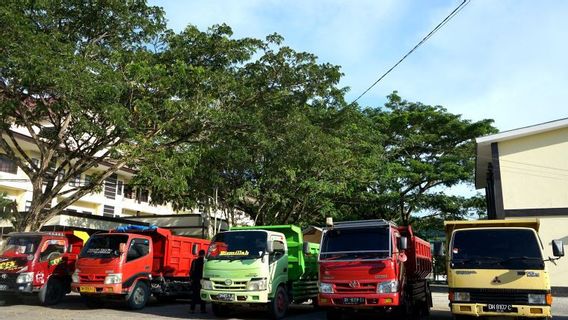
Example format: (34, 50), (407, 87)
(201, 225), (319, 319)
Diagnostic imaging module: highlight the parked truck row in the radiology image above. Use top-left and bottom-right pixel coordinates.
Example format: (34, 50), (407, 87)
(0, 218), (565, 320)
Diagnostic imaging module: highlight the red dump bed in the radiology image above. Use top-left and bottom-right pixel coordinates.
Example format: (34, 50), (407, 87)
(116, 228), (210, 279)
(398, 225), (432, 280)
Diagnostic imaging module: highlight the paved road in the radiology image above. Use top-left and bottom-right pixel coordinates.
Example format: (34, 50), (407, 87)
(0, 292), (567, 320)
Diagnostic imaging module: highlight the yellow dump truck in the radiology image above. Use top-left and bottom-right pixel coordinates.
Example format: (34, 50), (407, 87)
(441, 219), (564, 319)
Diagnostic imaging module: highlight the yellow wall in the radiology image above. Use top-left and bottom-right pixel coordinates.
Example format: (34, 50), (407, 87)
(498, 127), (568, 210)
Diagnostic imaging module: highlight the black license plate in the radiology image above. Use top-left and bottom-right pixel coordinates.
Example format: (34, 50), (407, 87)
(343, 297), (365, 305)
(484, 304), (517, 313)
(0, 284), (8, 291)
(216, 293), (234, 301)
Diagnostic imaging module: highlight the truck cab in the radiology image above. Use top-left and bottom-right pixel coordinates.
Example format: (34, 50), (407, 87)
(201, 225), (319, 320)
(318, 219), (432, 320)
(0, 231), (88, 305)
(444, 219), (565, 319)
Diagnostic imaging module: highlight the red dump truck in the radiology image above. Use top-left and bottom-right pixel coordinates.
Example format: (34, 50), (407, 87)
(0, 231), (89, 305)
(71, 225), (209, 309)
(318, 219), (433, 320)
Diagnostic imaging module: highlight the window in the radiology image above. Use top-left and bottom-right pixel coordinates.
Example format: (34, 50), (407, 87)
(117, 181), (123, 196)
(127, 238), (150, 262)
(137, 188), (149, 203)
(0, 154), (17, 174)
(39, 239), (66, 262)
(103, 205), (115, 217)
(104, 174), (117, 199)
(69, 175), (81, 187)
(270, 240), (286, 262)
(25, 200), (32, 212)
(123, 184), (134, 199)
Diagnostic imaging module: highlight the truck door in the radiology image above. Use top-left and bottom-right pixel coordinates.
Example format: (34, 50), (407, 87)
(122, 238), (151, 287)
(269, 238), (288, 293)
(37, 239), (67, 284)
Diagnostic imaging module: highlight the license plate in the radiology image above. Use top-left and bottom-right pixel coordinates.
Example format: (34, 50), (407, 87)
(343, 297), (365, 305)
(485, 304), (516, 313)
(79, 286), (96, 293)
(217, 293), (234, 301)
(0, 284), (8, 291)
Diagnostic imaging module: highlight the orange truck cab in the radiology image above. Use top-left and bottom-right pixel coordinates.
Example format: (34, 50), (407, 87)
(0, 231), (88, 305)
(71, 225), (209, 310)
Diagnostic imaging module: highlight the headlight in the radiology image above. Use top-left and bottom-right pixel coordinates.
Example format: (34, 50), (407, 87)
(377, 280), (398, 294)
(247, 278), (268, 291)
(454, 292), (471, 302)
(319, 282), (333, 294)
(104, 273), (122, 285)
(72, 269), (80, 283)
(528, 293), (546, 305)
(201, 279), (213, 290)
(16, 272), (34, 284)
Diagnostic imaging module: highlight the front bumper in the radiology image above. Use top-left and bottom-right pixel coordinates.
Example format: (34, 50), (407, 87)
(0, 282), (36, 295)
(318, 293), (401, 309)
(201, 289), (270, 304)
(451, 303), (552, 318)
(71, 283), (126, 296)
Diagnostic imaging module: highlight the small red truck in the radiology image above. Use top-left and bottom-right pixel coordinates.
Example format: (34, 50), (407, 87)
(71, 225), (209, 309)
(318, 219), (433, 319)
(0, 231), (89, 305)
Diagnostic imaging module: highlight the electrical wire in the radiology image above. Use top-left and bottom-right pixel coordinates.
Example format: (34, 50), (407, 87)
(351, 0), (471, 104)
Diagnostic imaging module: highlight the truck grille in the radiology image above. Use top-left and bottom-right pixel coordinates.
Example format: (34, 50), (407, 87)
(0, 273), (18, 290)
(79, 274), (106, 283)
(212, 280), (248, 291)
(459, 288), (547, 305)
(334, 282), (377, 294)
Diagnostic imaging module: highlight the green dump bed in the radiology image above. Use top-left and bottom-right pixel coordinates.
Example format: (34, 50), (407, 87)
(231, 225), (319, 282)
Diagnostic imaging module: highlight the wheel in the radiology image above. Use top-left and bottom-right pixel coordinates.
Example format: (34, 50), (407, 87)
(126, 281), (150, 310)
(326, 309), (343, 320)
(211, 303), (230, 317)
(39, 277), (65, 306)
(268, 285), (289, 320)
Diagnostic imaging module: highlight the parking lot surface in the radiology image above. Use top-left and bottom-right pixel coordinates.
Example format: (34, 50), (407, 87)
(0, 292), (567, 319)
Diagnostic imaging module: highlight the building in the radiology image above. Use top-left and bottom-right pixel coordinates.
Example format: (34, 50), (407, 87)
(1, 129), (252, 236)
(476, 118), (568, 292)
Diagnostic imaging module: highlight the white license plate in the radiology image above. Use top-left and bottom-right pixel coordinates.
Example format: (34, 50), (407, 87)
(217, 293), (234, 301)
(486, 304), (515, 313)
(0, 284), (9, 291)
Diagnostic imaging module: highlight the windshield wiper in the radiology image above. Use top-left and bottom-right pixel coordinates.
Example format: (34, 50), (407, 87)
(500, 256), (543, 263)
(452, 256), (503, 266)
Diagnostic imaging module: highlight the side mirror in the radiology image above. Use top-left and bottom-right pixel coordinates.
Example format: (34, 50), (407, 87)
(398, 237), (408, 251)
(552, 240), (564, 258)
(433, 241), (445, 257)
(303, 241), (310, 255)
(119, 243), (127, 254)
(266, 241), (274, 254)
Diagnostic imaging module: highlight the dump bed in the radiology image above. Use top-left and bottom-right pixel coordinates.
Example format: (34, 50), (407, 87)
(231, 225), (320, 282)
(398, 225), (432, 280)
(114, 226), (210, 278)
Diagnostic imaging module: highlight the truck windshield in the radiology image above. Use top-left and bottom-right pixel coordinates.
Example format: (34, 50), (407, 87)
(0, 236), (42, 257)
(451, 229), (544, 270)
(207, 231), (267, 260)
(80, 234), (128, 259)
(320, 227), (390, 260)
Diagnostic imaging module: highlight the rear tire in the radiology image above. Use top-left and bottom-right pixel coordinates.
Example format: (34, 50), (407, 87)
(211, 303), (230, 317)
(268, 285), (289, 320)
(39, 277), (65, 306)
(127, 281), (149, 310)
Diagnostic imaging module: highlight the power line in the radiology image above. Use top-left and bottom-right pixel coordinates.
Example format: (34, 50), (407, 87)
(351, 0), (471, 104)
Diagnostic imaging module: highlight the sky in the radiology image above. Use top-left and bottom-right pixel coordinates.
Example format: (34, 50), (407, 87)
(148, 0), (568, 132)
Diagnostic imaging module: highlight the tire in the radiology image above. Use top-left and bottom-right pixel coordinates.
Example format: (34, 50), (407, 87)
(326, 310), (343, 320)
(268, 285), (289, 320)
(126, 281), (150, 310)
(211, 303), (230, 317)
(39, 277), (65, 306)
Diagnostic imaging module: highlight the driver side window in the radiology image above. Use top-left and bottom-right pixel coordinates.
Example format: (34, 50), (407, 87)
(127, 238), (150, 262)
(39, 241), (66, 262)
(270, 240), (286, 263)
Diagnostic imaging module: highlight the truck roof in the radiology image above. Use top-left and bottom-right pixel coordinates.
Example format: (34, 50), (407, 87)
(332, 219), (397, 228)
(444, 219), (540, 237)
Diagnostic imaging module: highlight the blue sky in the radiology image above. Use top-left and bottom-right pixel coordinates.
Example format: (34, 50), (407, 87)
(149, 0), (568, 132)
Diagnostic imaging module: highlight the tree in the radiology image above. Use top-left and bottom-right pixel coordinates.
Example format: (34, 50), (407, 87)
(0, 1), (231, 231)
(354, 92), (497, 225)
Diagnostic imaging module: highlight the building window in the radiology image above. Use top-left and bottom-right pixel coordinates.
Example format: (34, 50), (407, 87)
(25, 200), (32, 212)
(104, 174), (117, 199)
(124, 184), (134, 200)
(117, 181), (123, 196)
(136, 188), (149, 203)
(69, 174), (81, 187)
(0, 154), (18, 174)
(103, 205), (115, 217)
